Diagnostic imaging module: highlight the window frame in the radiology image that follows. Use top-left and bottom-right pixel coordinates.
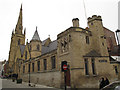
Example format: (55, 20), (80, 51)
(44, 59), (47, 70)
(37, 61), (40, 71)
(86, 36), (89, 44)
(51, 56), (56, 69)
(32, 63), (34, 72)
(91, 58), (96, 75)
(84, 58), (89, 75)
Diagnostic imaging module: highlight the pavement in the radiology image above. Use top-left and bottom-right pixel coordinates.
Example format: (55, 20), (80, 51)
(1, 78), (62, 90)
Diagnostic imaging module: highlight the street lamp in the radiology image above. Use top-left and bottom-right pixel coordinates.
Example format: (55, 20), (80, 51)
(28, 58), (31, 86)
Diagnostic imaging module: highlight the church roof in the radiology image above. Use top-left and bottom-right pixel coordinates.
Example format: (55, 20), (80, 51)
(84, 50), (101, 57)
(42, 38), (48, 46)
(32, 29), (40, 41)
(19, 45), (25, 56)
(41, 40), (57, 55)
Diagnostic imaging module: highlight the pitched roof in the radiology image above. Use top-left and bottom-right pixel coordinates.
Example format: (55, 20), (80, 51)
(19, 45), (25, 56)
(41, 40), (57, 55)
(32, 30), (40, 41)
(84, 50), (101, 57)
(110, 45), (120, 56)
(42, 38), (48, 46)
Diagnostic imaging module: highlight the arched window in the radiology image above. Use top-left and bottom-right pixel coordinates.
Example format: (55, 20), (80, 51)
(18, 39), (20, 45)
(37, 44), (40, 51)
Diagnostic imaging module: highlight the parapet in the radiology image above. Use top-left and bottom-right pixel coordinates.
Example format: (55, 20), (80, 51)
(87, 15), (102, 23)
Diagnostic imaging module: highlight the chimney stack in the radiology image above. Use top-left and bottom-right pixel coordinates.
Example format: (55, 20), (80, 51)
(72, 18), (79, 27)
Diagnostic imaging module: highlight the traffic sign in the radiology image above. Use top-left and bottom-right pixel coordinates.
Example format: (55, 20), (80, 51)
(63, 64), (67, 70)
(61, 61), (67, 72)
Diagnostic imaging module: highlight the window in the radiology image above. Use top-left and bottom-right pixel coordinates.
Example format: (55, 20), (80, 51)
(30, 45), (32, 51)
(102, 42), (104, 46)
(86, 36), (89, 44)
(115, 66), (118, 75)
(51, 56), (56, 69)
(37, 61), (40, 71)
(32, 63), (34, 72)
(28, 64), (30, 72)
(37, 44), (40, 51)
(18, 39), (20, 45)
(23, 65), (25, 73)
(91, 58), (96, 75)
(91, 22), (93, 25)
(44, 59), (47, 70)
(84, 58), (89, 75)
(25, 51), (27, 60)
(69, 35), (72, 42)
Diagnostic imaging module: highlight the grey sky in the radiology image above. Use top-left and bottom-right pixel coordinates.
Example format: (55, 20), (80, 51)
(0, 0), (119, 61)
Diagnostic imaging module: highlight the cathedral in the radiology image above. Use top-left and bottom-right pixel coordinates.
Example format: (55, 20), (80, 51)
(7, 5), (119, 88)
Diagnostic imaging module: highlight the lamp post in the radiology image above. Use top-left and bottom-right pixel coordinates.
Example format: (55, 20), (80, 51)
(28, 58), (31, 86)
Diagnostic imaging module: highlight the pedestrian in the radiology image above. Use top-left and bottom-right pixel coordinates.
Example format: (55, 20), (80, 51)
(104, 77), (109, 86)
(99, 77), (105, 89)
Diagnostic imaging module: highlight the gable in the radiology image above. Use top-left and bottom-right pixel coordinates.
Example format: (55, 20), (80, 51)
(83, 50), (101, 57)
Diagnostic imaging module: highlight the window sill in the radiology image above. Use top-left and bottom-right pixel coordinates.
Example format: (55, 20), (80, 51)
(93, 74), (97, 77)
(85, 75), (89, 77)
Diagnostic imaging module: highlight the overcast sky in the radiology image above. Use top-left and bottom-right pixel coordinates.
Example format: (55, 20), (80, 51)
(0, 0), (119, 61)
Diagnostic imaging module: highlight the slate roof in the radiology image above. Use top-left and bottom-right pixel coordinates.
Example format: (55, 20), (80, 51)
(41, 40), (57, 55)
(42, 38), (48, 46)
(110, 45), (120, 56)
(84, 50), (101, 57)
(19, 45), (25, 56)
(32, 30), (40, 41)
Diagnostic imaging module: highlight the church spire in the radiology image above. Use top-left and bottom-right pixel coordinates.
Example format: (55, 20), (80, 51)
(15, 4), (23, 34)
(31, 27), (41, 41)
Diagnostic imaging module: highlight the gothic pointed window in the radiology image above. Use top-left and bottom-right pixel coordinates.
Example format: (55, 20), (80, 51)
(37, 44), (40, 51)
(18, 39), (20, 45)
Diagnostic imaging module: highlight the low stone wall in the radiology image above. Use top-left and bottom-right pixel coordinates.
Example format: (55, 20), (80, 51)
(21, 70), (61, 88)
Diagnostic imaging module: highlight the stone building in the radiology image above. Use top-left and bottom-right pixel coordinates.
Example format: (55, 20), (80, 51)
(8, 5), (119, 88)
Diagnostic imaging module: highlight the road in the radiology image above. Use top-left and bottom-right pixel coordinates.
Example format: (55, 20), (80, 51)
(1, 78), (62, 90)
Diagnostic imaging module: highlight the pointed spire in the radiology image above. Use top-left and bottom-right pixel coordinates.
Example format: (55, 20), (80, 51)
(21, 4), (22, 10)
(15, 4), (23, 34)
(31, 27), (40, 41)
